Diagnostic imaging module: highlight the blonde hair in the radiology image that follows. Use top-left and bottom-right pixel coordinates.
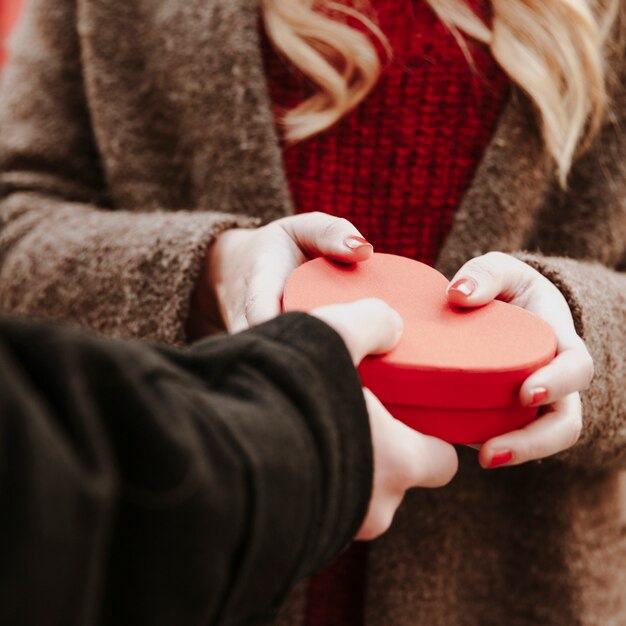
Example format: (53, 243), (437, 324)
(262, 0), (618, 185)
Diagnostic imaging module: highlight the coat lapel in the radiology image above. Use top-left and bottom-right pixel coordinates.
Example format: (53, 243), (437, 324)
(435, 91), (553, 278)
(175, 0), (293, 221)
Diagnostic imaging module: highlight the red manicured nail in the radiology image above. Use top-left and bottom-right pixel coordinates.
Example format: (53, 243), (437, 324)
(529, 387), (549, 406)
(489, 450), (513, 469)
(344, 235), (372, 250)
(449, 277), (477, 297)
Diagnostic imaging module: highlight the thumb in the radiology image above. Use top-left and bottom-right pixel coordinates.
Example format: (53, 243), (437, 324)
(277, 212), (374, 263)
(446, 251), (532, 308)
(312, 299), (403, 365)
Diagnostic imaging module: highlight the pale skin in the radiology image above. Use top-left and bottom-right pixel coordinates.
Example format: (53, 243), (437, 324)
(311, 299), (458, 540)
(190, 212), (594, 474)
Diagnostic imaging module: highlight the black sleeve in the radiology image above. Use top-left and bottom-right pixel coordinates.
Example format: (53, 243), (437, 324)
(0, 312), (372, 626)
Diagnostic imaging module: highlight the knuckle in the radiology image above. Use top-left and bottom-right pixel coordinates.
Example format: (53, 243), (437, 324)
(581, 351), (595, 386)
(445, 455), (460, 483)
(416, 445), (452, 486)
(361, 297), (390, 316)
(339, 218), (355, 235)
(482, 251), (515, 270)
(465, 254), (500, 282)
(521, 439), (542, 463)
(566, 416), (583, 449)
(320, 216), (350, 240)
(377, 506), (396, 536)
(321, 219), (339, 240)
(418, 452), (458, 488)
(482, 250), (509, 264)
(476, 251), (536, 297)
(366, 507), (395, 540)
(434, 458), (459, 487)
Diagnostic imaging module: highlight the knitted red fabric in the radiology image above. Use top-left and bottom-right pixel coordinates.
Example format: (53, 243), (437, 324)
(263, 2), (510, 625)
(264, 0), (509, 266)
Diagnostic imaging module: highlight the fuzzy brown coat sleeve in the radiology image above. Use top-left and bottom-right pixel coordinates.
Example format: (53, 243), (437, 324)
(0, 0), (257, 345)
(514, 253), (626, 471)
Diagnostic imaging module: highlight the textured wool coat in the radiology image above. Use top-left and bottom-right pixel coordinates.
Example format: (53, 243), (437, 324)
(1, 1), (625, 625)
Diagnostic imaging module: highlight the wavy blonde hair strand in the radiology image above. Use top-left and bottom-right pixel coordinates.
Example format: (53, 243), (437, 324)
(262, 0), (617, 186)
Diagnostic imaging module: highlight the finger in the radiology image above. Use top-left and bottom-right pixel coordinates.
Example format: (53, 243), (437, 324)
(357, 390), (407, 541)
(356, 391), (458, 541)
(410, 427), (460, 488)
(356, 490), (404, 541)
(514, 280), (594, 406)
(312, 299), (404, 365)
(478, 393), (582, 468)
(446, 253), (595, 405)
(277, 212), (374, 263)
(519, 340), (594, 406)
(364, 389), (459, 488)
(446, 251), (534, 308)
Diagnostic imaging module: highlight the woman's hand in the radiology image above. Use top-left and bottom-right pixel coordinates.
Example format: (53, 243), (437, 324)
(312, 299), (459, 541)
(189, 213), (374, 337)
(447, 252), (594, 469)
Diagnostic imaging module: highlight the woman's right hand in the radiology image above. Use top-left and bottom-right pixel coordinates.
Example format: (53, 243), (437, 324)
(189, 212), (375, 336)
(312, 299), (459, 541)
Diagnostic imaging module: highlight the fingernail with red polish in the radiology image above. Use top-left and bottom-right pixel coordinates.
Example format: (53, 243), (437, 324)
(344, 235), (373, 250)
(489, 450), (513, 469)
(449, 277), (477, 297)
(529, 387), (549, 406)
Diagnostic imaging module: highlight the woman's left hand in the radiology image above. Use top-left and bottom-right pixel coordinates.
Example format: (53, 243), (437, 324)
(446, 252), (594, 469)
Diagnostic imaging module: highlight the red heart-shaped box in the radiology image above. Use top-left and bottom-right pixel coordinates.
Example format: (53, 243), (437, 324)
(283, 253), (557, 444)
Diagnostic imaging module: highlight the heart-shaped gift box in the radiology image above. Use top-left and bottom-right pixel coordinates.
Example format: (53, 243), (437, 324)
(282, 253), (557, 444)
